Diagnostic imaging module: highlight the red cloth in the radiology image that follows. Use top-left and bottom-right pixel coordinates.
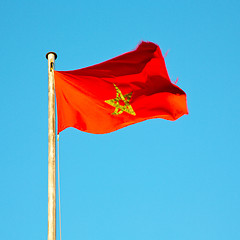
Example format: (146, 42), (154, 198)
(55, 42), (188, 134)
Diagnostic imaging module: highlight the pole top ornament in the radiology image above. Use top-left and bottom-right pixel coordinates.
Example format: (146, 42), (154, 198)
(46, 52), (57, 60)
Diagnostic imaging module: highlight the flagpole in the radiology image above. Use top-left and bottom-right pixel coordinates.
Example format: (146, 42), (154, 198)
(46, 52), (57, 240)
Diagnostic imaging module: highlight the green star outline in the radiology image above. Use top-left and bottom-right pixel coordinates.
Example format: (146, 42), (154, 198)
(105, 84), (136, 116)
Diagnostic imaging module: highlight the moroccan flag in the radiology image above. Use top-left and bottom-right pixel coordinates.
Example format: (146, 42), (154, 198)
(55, 41), (188, 134)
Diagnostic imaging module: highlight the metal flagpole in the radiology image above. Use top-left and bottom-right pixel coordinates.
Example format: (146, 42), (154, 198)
(46, 52), (57, 240)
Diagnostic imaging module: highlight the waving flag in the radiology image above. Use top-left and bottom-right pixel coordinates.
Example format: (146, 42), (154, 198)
(55, 42), (188, 134)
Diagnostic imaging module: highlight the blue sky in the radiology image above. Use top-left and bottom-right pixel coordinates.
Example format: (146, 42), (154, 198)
(0, 0), (239, 239)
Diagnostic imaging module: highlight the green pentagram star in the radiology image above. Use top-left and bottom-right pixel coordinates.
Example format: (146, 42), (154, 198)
(105, 84), (136, 116)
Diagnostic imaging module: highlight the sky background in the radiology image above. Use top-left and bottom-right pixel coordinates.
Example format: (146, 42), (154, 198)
(0, 0), (240, 240)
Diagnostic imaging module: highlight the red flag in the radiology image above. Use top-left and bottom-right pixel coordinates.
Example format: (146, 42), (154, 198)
(55, 42), (188, 134)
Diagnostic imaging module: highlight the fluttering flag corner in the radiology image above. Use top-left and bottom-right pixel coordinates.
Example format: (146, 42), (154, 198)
(54, 41), (188, 134)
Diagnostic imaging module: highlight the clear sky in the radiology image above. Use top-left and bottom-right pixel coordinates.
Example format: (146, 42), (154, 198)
(0, 0), (239, 239)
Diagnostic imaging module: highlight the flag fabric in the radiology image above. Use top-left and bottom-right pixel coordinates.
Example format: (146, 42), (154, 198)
(55, 41), (188, 134)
